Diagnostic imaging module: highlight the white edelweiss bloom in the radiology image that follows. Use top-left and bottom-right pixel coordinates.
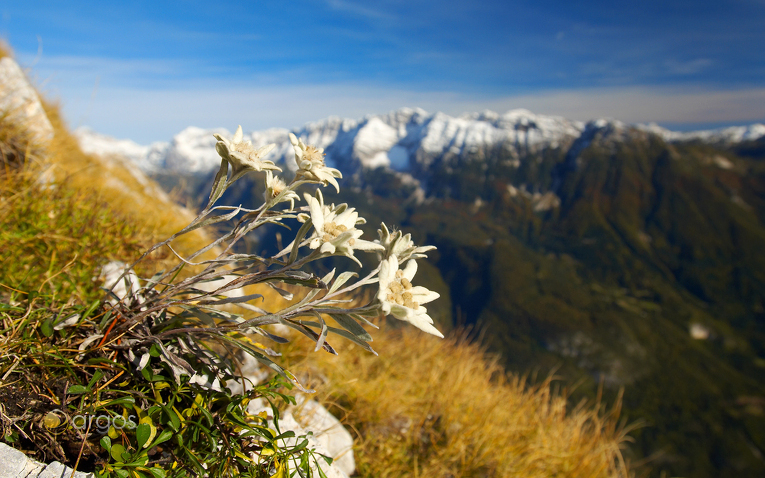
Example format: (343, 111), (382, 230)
(289, 132), (342, 193)
(264, 171), (299, 209)
(376, 222), (436, 262)
(305, 190), (383, 265)
(377, 256), (443, 338)
(214, 126), (280, 182)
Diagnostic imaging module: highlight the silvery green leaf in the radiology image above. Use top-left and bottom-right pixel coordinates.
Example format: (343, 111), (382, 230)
(158, 352), (194, 384)
(279, 287), (322, 315)
(351, 313), (379, 329)
(197, 293), (264, 305)
(176, 206), (242, 237)
(208, 158), (229, 206)
(313, 304), (380, 316)
(144, 270), (165, 289)
(279, 319), (337, 355)
(287, 220), (314, 263)
(313, 313), (329, 353)
(320, 268), (336, 286)
(328, 271), (358, 294)
(330, 313), (372, 342)
(217, 334), (314, 393)
(253, 327), (290, 344)
(268, 283), (294, 300)
(137, 352), (151, 371)
(326, 325), (377, 355)
(53, 313), (81, 330)
(267, 271), (327, 289)
(180, 306), (217, 326)
(77, 334), (104, 356)
(232, 302), (269, 315)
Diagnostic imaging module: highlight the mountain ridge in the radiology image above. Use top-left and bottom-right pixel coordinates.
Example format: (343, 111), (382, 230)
(76, 107), (765, 181)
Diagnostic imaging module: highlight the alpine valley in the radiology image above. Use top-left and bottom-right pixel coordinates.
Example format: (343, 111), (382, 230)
(78, 108), (765, 478)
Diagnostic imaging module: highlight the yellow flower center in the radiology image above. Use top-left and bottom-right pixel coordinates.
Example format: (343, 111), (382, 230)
(269, 180), (286, 197)
(232, 142), (256, 156)
(387, 270), (417, 308)
(304, 146), (325, 166)
(321, 222), (354, 245)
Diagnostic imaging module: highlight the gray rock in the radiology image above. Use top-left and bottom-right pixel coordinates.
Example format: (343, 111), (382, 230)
(0, 442), (31, 478)
(0, 57), (53, 144)
(293, 400), (356, 476)
(37, 461), (93, 478)
(0, 442), (93, 478)
(276, 412), (350, 478)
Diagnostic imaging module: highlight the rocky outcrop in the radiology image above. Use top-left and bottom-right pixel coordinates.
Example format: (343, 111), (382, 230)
(0, 57), (53, 145)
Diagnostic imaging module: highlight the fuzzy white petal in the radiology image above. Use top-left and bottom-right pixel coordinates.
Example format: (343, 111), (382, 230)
(410, 286), (440, 304)
(353, 238), (386, 251)
(406, 314), (444, 338)
(402, 260), (418, 282)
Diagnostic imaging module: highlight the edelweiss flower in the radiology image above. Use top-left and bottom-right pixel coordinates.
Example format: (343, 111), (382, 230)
(304, 190), (383, 265)
(289, 133), (342, 193)
(377, 256), (443, 338)
(264, 171), (299, 209)
(376, 222), (436, 262)
(214, 126), (280, 182)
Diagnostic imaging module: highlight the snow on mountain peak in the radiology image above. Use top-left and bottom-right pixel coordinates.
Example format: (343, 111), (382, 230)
(74, 127), (169, 173)
(163, 126), (228, 173)
(353, 117), (399, 168)
(637, 122), (765, 143)
(76, 108), (765, 179)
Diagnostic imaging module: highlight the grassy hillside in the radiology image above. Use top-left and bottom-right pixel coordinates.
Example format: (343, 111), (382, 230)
(0, 47), (633, 476)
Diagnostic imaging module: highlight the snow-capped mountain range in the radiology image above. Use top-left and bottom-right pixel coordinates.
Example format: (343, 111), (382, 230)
(75, 108), (765, 177)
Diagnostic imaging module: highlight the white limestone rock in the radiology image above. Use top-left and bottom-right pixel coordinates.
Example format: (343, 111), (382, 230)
(98, 261), (141, 305)
(276, 411), (350, 478)
(0, 57), (53, 144)
(0, 442), (93, 478)
(293, 399), (356, 476)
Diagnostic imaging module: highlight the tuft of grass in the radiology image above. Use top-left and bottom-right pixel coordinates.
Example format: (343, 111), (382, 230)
(0, 166), (149, 302)
(285, 325), (634, 478)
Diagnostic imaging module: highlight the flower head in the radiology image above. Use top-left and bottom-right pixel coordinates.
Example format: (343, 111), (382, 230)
(214, 126), (280, 182)
(377, 256), (443, 338)
(289, 133), (342, 193)
(264, 171), (299, 209)
(376, 222), (436, 262)
(303, 190), (383, 265)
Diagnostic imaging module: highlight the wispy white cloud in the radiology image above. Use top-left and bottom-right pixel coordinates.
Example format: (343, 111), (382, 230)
(325, 0), (398, 21)
(501, 86), (765, 125)
(23, 50), (764, 143)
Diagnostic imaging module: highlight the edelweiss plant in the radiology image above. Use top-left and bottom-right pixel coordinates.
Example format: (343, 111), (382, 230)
(99, 125), (442, 476)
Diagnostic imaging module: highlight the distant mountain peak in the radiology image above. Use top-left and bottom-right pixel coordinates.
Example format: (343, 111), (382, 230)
(637, 122), (765, 143)
(76, 108), (765, 178)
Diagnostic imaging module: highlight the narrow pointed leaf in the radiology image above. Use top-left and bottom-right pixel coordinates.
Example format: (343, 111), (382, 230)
(330, 313), (372, 341)
(328, 271), (358, 294)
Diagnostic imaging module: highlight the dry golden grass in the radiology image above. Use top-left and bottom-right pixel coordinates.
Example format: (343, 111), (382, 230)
(284, 325), (634, 477)
(1, 46), (636, 476)
(40, 102), (211, 256)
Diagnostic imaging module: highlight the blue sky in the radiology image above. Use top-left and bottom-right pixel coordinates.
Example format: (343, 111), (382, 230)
(2, 0), (764, 143)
